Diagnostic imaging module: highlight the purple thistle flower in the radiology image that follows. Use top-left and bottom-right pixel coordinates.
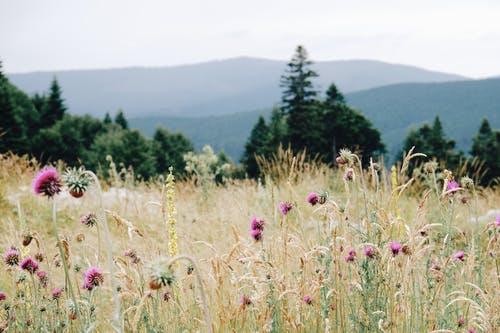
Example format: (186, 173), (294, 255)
(279, 201), (293, 216)
(468, 329), (475, 333)
(80, 212), (97, 227)
(250, 217), (265, 231)
(20, 257), (39, 274)
(306, 192), (319, 206)
(251, 229), (263, 241)
(4, 248), (20, 266)
(389, 242), (402, 256)
(51, 288), (64, 300)
(458, 316), (465, 327)
(33, 167), (62, 197)
(452, 251), (465, 261)
(496, 213), (500, 227)
(240, 295), (252, 307)
(82, 267), (104, 291)
(446, 181), (459, 193)
(364, 246), (376, 258)
(37, 270), (49, 288)
(303, 295), (312, 305)
(0, 291), (6, 301)
(344, 248), (356, 262)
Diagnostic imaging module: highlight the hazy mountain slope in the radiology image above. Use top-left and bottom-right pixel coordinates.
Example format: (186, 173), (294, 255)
(8, 57), (465, 118)
(130, 78), (500, 163)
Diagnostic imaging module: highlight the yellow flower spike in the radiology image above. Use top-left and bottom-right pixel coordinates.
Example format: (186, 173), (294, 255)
(166, 167), (179, 260)
(391, 165), (398, 190)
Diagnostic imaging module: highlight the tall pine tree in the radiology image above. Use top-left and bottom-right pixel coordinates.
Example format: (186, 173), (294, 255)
(471, 118), (500, 184)
(240, 115), (271, 178)
(280, 45), (321, 155)
(40, 78), (66, 128)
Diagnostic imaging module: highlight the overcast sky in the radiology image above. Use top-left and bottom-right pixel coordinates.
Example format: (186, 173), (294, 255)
(1, 0), (499, 78)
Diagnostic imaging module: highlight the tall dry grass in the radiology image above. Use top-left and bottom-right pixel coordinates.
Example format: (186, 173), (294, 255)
(0, 151), (498, 332)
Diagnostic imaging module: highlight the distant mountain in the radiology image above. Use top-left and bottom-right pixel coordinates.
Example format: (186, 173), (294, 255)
(130, 78), (500, 163)
(8, 57), (466, 118)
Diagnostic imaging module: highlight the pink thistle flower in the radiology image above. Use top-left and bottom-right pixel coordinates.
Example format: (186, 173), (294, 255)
(468, 329), (475, 333)
(80, 212), (97, 227)
(82, 267), (104, 291)
(33, 167), (62, 197)
(0, 291), (6, 301)
(20, 257), (39, 274)
(344, 248), (356, 262)
(240, 295), (252, 307)
(250, 217), (265, 231)
(364, 246), (376, 258)
(4, 248), (20, 266)
(389, 242), (402, 256)
(496, 213), (500, 226)
(251, 229), (263, 241)
(306, 192), (319, 206)
(51, 288), (64, 300)
(458, 316), (465, 327)
(452, 251), (465, 261)
(279, 201), (293, 216)
(303, 295), (312, 305)
(446, 181), (459, 194)
(37, 270), (49, 287)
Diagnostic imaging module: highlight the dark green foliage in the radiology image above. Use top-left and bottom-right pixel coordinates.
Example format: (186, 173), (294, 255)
(114, 110), (128, 129)
(32, 114), (106, 165)
(39, 78), (66, 128)
(240, 116), (271, 178)
(152, 128), (194, 176)
(103, 112), (112, 125)
(86, 128), (156, 179)
(400, 116), (461, 170)
(471, 118), (500, 183)
(268, 106), (287, 151)
(280, 45), (322, 155)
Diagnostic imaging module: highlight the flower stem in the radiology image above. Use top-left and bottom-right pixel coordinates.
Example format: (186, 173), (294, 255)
(51, 198), (78, 315)
(84, 171), (123, 333)
(168, 255), (212, 333)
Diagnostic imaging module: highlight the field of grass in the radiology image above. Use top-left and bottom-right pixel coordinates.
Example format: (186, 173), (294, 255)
(0, 151), (499, 332)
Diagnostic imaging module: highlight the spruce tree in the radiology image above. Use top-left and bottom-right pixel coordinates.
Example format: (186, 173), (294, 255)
(40, 78), (66, 128)
(240, 116), (270, 178)
(114, 109), (128, 129)
(103, 112), (113, 125)
(280, 45), (321, 155)
(152, 127), (194, 176)
(268, 106), (287, 153)
(471, 118), (500, 183)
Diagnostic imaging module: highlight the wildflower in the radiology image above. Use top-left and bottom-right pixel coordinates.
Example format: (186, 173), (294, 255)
(20, 257), (39, 274)
(279, 201), (293, 216)
(240, 295), (252, 307)
(468, 329), (475, 333)
(496, 213), (500, 227)
(124, 248), (141, 264)
(307, 192), (319, 205)
(446, 181), (460, 193)
(148, 257), (176, 290)
(336, 156), (346, 166)
(458, 316), (465, 327)
(364, 246), (376, 258)
(33, 167), (62, 197)
(162, 290), (172, 302)
(250, 217), (265, 231)
(62, 166), (91, 198)
(389, 242), (402, 256)
(37, 270), (48, 288)
(303, 295), (312, 305)
(186, 264), (194, 275)
(80, 212), (97, 227)
(461, 176), (474, 189)
(402, 245), (412, 255)
(0, 292), (5, 301)
(343, 168), (355, 182)
(423, 161), (438, 173)
(51, 288), (63, 300)
(4, 248), (20, 266)
(251, 229), (263, 241)
(345, 248), (356, 262)
(452, 251), (465, 261)
(338, 149), (354, 166)
(166, 167), (178, 258)
(22, 231), (33, 246)
(34, 252), (44, 262)
(82, 267), (104, 291)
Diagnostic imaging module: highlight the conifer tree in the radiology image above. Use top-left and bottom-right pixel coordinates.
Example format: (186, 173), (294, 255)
(152, 127), (194, 176)
(40, 78), (66, 128)
(280, 45), (321, 155)
(240, 115), (270, 178)
(471, 118), (500, 183)
(103, 112), (113, 125)
(268, 106), (287, 152)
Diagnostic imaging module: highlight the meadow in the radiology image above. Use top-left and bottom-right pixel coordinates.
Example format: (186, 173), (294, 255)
(0, 149), (498, 332)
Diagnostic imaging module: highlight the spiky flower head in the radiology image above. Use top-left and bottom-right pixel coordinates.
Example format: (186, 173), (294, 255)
(423, 161), (438, 174)
(452, 251), (465, 261)
(343, 168), (355, 182)
(62, 166), (91, 198)
(20, 257), (39, 274)
(80, 212), (97, 227)
(389, 242), (402, 256)
(148, 257), (176, 290)
(279, 201), (293, 216)
(338, 148), (355, 166)
(364, 246), (376, 258)
(37, 270), (48, 288)
(446, 181), (460, 193)
(460, 176), (474, 189)
(495, 213), (500, 227)
(33, 167), (62, 197)
(4, 248), (20, 266)
(51, 288), (63, 300)
(302, 295), (312, 305)
(251, 229), (263, 241)
(306, 192), (319, 205)
(82, 267), (104, 291)
(344, 248), (356, 262)
(250, 217), (265, 231)
(0, 291), (6, 301)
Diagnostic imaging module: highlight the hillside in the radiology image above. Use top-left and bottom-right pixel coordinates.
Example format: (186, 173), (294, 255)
(8, 57), (465, 118)
(130, 78), (500, 163)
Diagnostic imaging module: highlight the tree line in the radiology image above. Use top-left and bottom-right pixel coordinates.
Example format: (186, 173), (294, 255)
(0, 61), (194, 179)
(240, 46), (499, 184)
